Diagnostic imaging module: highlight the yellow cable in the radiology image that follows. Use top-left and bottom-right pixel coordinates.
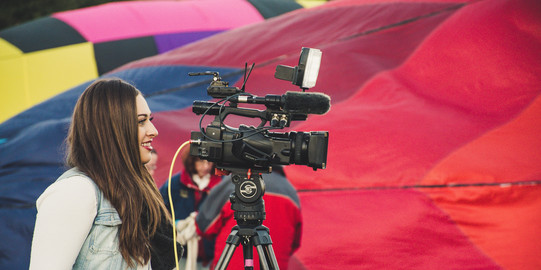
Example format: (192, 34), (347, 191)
(167, 140), (191, 269)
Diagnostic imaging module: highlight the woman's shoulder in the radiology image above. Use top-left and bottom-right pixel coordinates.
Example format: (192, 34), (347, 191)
(36, 170), (98, 209)
(56, 173), (96, 191)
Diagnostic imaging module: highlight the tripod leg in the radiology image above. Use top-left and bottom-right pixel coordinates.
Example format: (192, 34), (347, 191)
(253, 226), (280, 270)
(256, 245), (270, 270)
(215, 228), (241, 270)
(215, 243), (236, 270)
(258, 244), (280, 270)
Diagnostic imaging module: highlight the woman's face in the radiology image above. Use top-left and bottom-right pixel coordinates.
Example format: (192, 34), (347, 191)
(136, 94), (158, 164)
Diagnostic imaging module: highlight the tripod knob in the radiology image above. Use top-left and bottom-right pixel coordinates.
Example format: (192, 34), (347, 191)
(234, 211), (266, 221)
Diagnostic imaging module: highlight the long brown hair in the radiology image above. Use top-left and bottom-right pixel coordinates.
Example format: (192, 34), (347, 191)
(66, 78), (170, 267)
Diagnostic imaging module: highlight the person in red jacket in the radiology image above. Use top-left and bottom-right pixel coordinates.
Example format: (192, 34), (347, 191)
(159, 152), (223, 269)
(195, 166), (302, 269)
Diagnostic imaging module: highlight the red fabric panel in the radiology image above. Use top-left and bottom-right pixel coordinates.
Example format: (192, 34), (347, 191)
(422, 96), (541, 184)
(127, 1), (470, 188)
(425, 185), (541, 270)
(124, 0), (541, 190)
(296, 189), (501, 269)
(285, 0), (541, 189)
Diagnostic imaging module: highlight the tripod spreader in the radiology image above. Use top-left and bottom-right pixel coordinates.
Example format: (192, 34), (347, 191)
(214, 225), (279, 270)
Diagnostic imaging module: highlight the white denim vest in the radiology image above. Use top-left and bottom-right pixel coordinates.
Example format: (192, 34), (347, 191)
(57, 168), (143, 270)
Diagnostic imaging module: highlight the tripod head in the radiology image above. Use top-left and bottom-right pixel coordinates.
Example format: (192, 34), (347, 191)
(227, 169), (267, 227)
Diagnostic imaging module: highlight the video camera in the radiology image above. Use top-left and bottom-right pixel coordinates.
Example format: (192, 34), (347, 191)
(189, 48), (330, 173)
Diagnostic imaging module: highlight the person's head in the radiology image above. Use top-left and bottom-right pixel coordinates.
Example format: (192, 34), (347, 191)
(67, 78), (158, 168)
(194, 158), (212, 178)
(146, 149), (158, 177)
(66, 78), (166, 267)
(183, 149), (214, 178)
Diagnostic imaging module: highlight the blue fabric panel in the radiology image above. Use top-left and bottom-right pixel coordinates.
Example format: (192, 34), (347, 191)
(0, 208), (36, 269)
(0, 65), (242, 270)
(0, 65), (241, 141)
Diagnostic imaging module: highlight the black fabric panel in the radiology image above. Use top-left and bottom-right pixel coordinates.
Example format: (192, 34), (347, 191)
(247, 0), (303, 19)
(93, 36), (158, 75)
(0, 17), (86, 53)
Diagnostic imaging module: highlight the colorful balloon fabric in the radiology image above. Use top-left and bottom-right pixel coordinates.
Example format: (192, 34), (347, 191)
(1, 0), (541, 269)
(0, 0), (317, 268)
(0, 0), (310, 124)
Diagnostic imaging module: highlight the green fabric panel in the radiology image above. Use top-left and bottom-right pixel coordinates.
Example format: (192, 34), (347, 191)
(0, 17), (86, 53)
(247, 0), (303, 19)
(93, 36), (158, 75)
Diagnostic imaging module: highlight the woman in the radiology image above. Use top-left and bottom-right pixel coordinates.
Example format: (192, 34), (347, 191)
(30, 78), (181, 269)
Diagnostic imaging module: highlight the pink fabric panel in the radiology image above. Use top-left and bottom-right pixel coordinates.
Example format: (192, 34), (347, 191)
(52, 0), (263, 43)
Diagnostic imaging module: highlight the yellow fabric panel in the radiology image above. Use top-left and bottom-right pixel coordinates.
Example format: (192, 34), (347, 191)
(0, 38), (22, 58)
(0, 42), (98, 123)
(0, 38), (26, 123)
(296, 0), (327, 8)
(0, 51), (27, 123)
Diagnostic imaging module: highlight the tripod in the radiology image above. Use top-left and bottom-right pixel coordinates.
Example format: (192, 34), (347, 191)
(214, 171), (280, 270)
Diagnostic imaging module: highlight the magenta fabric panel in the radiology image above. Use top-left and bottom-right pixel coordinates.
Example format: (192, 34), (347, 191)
(118, 1), (460, 68)
(51, 0), (264, 43)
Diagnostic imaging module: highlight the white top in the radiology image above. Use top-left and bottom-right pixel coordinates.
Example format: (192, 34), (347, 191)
(29, 175), (150, 270)
(192, 174), (211, 190)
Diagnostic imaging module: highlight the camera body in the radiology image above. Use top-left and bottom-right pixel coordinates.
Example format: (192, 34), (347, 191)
(190, 122), (328, 172)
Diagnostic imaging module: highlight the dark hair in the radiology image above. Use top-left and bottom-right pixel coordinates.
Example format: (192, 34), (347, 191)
(182, 147), (216, 176)
(66, 78), (169, 267)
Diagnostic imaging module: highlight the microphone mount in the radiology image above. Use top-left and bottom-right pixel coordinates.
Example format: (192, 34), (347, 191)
(189, 71), (243, 98)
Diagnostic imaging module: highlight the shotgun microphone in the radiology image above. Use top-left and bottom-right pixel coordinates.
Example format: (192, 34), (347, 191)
(232, 91), (331, 115)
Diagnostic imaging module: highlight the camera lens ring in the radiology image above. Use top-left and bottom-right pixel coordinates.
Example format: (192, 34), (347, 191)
(294, 132), (304, 164)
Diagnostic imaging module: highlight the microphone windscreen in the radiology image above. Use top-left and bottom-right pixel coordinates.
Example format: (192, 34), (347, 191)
(283, 91), (331, 115)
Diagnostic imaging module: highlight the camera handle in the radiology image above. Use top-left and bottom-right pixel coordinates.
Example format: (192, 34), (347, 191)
(214, 171), (280, 270)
